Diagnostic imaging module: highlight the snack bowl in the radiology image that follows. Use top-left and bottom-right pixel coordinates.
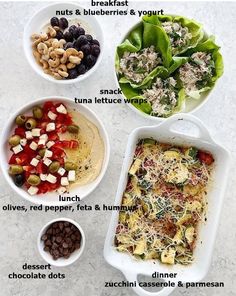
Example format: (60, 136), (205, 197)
(38, 217), (85, 267)
(115, 18), (223, 122)
(23, 2), (104, 84)
(0, 96), (110, 206)
(104, 114), (230, 296)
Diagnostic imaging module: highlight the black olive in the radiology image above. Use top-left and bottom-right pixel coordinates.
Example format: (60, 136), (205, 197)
(91, 44), (100, 57)
(85, 55), (97, 68)
(92, 39), (100, 46)
(59, 17), (69, 30)
(80, 44), (91, 55)
(67, 69), (79, 79)
(14, 174), (25, 187)
(77, 27), (85, 36)
(64, 42), (74, 50)
(64, 31), (73, 42)
(55, 30), (64, 40)
(50, 17), (59, 27)
(77, 63), (87, 75)
(85, 34), (93, 42)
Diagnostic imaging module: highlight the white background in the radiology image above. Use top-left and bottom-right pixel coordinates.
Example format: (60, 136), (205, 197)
(0, 1), (235, 296)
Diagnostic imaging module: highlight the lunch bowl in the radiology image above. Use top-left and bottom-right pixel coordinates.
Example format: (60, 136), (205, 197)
(104, 114), (230, 296)
(115, 19), (222, 122)
(38, 217), (85, 267)
(23, 2), (104, 84)
(0, 96), (110, 206)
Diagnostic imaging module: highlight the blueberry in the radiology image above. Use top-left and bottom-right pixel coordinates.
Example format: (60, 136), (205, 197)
(92, 39), (100, 46)
(77, 63), (87, 75)
(69, 25), (77, 33)
(85, 34), (93, 42)
(50, 17), (59, 27)
(64, 42), (74, 50)
(85, 55), (97, 68)
(59, 17), (68, 30)
(76, 35), (88, 47)
(67, 69), (78, 79)
(55, 30), (64, 40)
(81, 44), (91, 55)
(64, 31), (73, 42)
(77, 27), (85, 36)
(71, 27), (81, 39)
(14, 174), (25, 187)
(91, 44), (100, 57)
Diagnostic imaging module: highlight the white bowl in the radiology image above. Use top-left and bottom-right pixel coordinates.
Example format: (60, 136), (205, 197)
(23, 2), (104, 84)
(0, 96), (110, 206)
(38, 218), (85, 267)
(115, 21), (217, 122)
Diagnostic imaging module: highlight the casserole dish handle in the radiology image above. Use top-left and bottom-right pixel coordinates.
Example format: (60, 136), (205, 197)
(156, 113), (213, 142)
(123, 271), (176, 296)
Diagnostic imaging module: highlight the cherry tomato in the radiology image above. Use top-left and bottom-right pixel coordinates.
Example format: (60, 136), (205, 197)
(198, 151), (214, 165)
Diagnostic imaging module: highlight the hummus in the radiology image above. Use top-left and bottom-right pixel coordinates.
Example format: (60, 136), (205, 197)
(61, 110), (104, 186)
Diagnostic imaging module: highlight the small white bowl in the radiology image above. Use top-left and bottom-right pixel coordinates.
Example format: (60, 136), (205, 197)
(23, 2), (104, 84)
(0, 96), (110, 206)
(38, 218), (85, 267)
(115, 21), (217, 122)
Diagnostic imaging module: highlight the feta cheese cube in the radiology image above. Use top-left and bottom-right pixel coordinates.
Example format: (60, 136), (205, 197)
(40, 134), (48, 141)
(29, 141), (38, 150)
(43, 158), (52, 166)
(30, 158), (39, 167)
(48, 111), (57, 120)
(40, 174), (47, 181)
(57, 186), (67, 194)
(44, 149), (53, 158)
(61, 177), (69, 186)
(31, 128), (41, 137)
(46, 141), (55, 148)
(12, 144), (23, 154)
(46, 174), (57, 184)
(25, 131), (33, 140)
(46, 122), (55, 132)
(68, 170), (76, 182)
(58, 167), (66, 176)
(38, 139), (46, 146)
(56, 104), (67, 114)
(20, 138), (27, 146)
(28, 186), (39, 195)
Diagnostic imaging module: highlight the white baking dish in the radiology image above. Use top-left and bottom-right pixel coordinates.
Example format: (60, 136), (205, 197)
(104, 113), (230, 296)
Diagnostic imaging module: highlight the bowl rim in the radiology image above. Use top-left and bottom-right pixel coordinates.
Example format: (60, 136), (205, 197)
(37, 217), (85, 267)
(114, 19), (216, 122)
(0, 96), (110, 206)
(23, 2), (104, 84)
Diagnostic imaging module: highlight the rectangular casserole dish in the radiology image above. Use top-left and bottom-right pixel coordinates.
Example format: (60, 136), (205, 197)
(104, 114), (230, 296)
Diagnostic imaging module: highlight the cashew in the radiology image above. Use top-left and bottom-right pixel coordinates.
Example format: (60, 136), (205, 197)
(60, 52), (68, 64)
(31, 34), (41, 41)
(58, 64), (67, 72)
(33, 50), (41, 61)
(41, 33), (49, 41)
(66, 48), (79, 56)
(48, 58), (60, 68)
(58, 39), (66, 48)
(37, 42), (48, 55)
(50, 51), (58, 59)
(58, 70), (69, 78)
(47, 26), (57, 38)
(54, 48), (65, 55)
(53, 26), (60, 31)
(32, 38), (41, 49)
(44, 69), (52, 75)
(53, 73), (63, 80)
(78, 51), (84, 59)
(41, 53), (50, 61)
(40, 59), (49, 69)
(69, 56), (81, 64)
(52, 40), (60, 49)
(67, 62), (76, 69)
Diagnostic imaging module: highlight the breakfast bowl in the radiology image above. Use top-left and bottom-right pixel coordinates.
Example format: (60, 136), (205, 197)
(0, 96), (110, 206)
(23, 2), (104, 84)
(38, 217), (85, 267)
(115, 15), (223, 121)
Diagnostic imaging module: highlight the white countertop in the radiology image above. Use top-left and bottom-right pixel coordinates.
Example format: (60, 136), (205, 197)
(0, 1), (235, 296)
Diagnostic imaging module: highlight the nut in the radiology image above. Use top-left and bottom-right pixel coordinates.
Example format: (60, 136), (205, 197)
(53, 73), (63, 80)
(58, 39), (66, 48)
(32, 38), (41, 49)
(47, 26), (57, 38)
(50, 51), (57, 59)
(31, 34), (41, 41)
(52, 40), (60, 49)
(40, 59), (49, 69)
(37, 42), (48, 55)
(53, 26), (60, 31)
(58, 70), (69, 78)
(41, 54), (50, 61)
(78, 51), (84, 59)
(67, 62), (76, 69)
(69, 55), (81, 64)
(54, 48), (65, 55)
(58, 64), (67, 72)
(66, 48), (79, 56)
(60, 52), (68, 64)
(48, 58), (60, 68)
(41, 33), (49, 41)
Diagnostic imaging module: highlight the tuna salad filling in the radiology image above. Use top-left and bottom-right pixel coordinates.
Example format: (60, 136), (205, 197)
(162, 21), (192, 54)
(142, 77), (178, 117)
(119, 46), (162, 84)
(179, 52), (215, 95)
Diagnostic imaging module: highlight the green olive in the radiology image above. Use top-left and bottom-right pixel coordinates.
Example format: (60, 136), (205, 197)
(27, 174), (41, 186)
(64, 161), (78, 171)
(25, 118), (37, 130)
(67, 124), (79, 134)
(38, 148), (46, 158)
(49, 161), (60, 173)
(9, 164), (23, 175)
(15, 115), (26, 126)
(33, 106), (43, 119)
(9, 135), (21, 146)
